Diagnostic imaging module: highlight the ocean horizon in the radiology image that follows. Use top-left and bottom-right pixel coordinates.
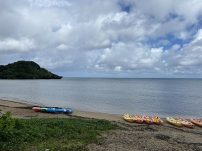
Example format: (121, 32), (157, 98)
(0, 78), (202, 118)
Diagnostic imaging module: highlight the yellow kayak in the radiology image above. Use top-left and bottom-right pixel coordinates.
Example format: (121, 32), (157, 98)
(152, 116), (163, 125)
(123, 113), (134, 123)
(143, 115), (153, 124)
(166, 117), (183, 127)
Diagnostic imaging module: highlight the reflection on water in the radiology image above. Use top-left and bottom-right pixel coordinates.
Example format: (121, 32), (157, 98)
(0, 78), (202, 117)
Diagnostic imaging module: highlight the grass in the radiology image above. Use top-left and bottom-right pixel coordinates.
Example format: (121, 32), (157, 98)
(0, 112), (118, 151)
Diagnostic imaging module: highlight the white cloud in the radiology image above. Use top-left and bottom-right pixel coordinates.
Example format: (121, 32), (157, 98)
(178, 29), (202, 67)
(133, 0), (202, 39)
(114, 66), (122, 71)
(29, 0), (71, 8)
(134, 0), (202, 23)
(0, 0), (202, 77)
(56, 44), (68, 50)
(95, 42), (163, 71)
(171, 44), (181, 51)
(0, 38), (35, 53)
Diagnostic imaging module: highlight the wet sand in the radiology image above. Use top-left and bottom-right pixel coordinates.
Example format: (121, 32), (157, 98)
(0, 99), (122, 120)
(0, 99), (202, 151)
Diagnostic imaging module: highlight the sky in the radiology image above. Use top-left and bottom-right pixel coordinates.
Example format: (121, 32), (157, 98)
(0, 0), (202, 78)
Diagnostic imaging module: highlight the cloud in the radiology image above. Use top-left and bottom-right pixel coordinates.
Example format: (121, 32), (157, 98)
(133, 0), (202, 23)
(0, 0), (202, 77)
(94, 42), (163, 71)
(0, 38), (35, 53)
(29, 0), (71, 8)
(133, 0), (202, 39)
(179, 29), (202, 67)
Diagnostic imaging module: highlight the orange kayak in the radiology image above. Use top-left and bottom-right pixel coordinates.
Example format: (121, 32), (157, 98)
(177, 118), (194, 128)
(191, 119), (202, 127)
(152, 116), (163, 125)
(133, 115), (144, 124)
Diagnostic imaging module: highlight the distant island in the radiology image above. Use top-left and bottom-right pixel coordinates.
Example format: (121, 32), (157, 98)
(0, 61), (62, 79)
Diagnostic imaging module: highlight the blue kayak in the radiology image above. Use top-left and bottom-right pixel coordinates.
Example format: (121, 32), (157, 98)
(46, 107), (55, 113)
(46, 107), (73, 114)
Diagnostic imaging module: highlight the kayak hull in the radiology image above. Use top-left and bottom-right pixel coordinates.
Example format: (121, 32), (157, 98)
(152, 116), (163, 125)
(32, 107), (73, 114)
(123, 114), (134, 123)
(191, 119), (202, 127)
(166, 117), (183, 127)
(177, 118), (194, 128)
(143, 116), (153, 124)
(40, 107), (48, 112)
(133, 115), (144, 124)
(32, 107), (41, 112)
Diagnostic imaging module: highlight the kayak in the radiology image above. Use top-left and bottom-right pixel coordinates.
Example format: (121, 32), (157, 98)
(123, 114), (134, 123)
(32, 106), (41, 112)
(46, 107), (73, 114)
(32, 107), (47, 112)
(46, 107), (56, 113)
(40, 107), (48, 112)
(191, 119), (202, 127)
(55, 108), (73, 114)
(143, 116), (153, 124)
(176, 118), (194, 128)
(32, 107), (73, 114)
(133, 115), (144, 124)
(152, 116), (163, 125)
(166, 117), (183, 127)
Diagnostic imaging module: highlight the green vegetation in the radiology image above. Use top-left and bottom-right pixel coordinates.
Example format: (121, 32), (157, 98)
(0, 61), (62, 79)
(0, 112), (118, 151)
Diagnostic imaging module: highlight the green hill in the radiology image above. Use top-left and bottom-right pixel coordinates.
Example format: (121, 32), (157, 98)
(0, 61), (62, 79)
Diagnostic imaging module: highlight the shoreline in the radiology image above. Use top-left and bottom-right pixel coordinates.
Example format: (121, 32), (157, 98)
(0, 98), (201, 122)
(1, 99), (202, 151)
(0, 98), (201, 126)
(0, 99), (122, 121)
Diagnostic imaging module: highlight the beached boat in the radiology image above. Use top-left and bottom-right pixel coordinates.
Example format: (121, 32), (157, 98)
(133, 115), (144, 124)
(176, 118), (194, 128)
(143, 116), (153, 124)
(191, 119), (202, 127)
(40, 107), (48, 112)
(57, 108), (72, 113)
(123, 114), (134, 123)
(32, 106), (47, 112)
(46, 107), (55, 113)
(152, 116), (163, 125)
(166, 117), (183, 127)
(32, 107), (73, 114)
(32, 106), (41, 112)
(44, 107), (73, 114)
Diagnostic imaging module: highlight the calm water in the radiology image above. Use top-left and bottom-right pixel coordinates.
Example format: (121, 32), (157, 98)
(0, 78), (202, 117)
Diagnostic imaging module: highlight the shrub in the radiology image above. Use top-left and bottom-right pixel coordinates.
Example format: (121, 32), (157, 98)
(0, 112), (16, 141)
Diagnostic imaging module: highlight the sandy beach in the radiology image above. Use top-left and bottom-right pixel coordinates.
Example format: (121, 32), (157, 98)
(0, 99), (202, 151)
(0, 99), (122, 121)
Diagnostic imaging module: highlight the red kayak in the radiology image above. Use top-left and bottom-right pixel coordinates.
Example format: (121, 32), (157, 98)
(32, 106), (41, 112)
(191, 119), (202, 127)
(133, 115), (144, 124)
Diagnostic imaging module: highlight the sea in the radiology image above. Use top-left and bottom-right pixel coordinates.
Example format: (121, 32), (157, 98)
(0, 78), (201, 118)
